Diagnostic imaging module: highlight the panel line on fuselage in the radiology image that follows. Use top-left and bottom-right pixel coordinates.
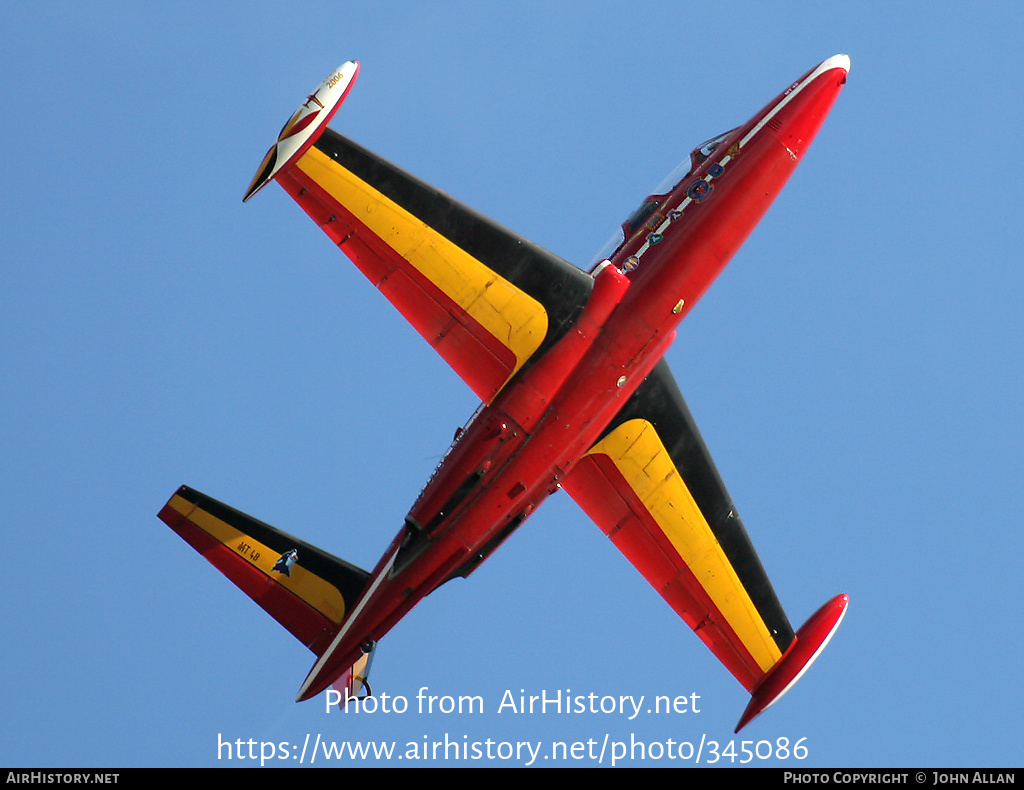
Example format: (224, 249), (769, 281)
(295, 550), (398, 700)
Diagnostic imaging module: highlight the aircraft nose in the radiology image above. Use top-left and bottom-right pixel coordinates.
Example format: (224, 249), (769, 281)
(768, 54), (850, 160)
(822, 53), (851, 75)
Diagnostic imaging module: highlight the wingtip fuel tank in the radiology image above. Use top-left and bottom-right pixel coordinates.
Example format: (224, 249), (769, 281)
(243, 60), (360, 202)
(735, 593), (849, 732)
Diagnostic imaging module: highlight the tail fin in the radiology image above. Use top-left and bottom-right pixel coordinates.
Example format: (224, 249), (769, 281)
(158, 485), (370, 657)
(334, 644), (375, 700)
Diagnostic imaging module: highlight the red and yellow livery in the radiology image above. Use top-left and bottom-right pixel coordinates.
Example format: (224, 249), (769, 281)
(160, 55), (851, 730)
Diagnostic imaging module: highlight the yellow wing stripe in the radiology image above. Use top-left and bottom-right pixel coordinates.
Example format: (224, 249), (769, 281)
(166, 494), (347, 624)
(296, 146), (548, 376)
(585, 419), (782, 672)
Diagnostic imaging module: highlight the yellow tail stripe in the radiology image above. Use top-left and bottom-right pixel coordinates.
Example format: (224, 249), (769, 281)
(586, 419), (782, 672)
(296, 146), (548, 377)
(166, 494), (347, 625)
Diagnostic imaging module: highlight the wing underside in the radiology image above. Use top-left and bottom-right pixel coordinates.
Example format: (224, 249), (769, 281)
(273, 129), (795, 689)
(276, 129), (593, 403)
(563, 360), (795, 690)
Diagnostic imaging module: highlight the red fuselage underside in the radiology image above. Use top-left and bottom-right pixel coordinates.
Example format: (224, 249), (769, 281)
(297, 61), (847, 700)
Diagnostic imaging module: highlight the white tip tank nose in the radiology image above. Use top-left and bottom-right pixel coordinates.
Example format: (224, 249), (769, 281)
(822, 54), (851, 74)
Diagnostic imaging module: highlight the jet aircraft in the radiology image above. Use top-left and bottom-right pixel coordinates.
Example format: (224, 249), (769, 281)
(159, 55), (851, 732)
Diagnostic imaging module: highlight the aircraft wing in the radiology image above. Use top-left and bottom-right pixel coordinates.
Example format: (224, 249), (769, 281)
(563, 359), (797, 692)
(274, 128), (593, 403)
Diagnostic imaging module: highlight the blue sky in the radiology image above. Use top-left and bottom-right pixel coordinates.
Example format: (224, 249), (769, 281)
(3, 1), (1022, 768)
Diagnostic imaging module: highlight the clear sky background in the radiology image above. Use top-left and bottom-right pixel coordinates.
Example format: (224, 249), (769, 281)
(3, 1), (1022, 768)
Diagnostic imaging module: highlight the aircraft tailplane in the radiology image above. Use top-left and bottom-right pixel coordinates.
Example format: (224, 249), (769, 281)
(158, 485), (371, 659)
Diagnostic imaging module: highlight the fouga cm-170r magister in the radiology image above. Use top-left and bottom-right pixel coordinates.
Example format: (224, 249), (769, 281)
(159, 55), (851, 731)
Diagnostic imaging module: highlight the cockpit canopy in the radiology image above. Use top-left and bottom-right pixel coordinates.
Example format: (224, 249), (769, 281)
(652, 128), (735, 195)
(589, 129), (736, 268)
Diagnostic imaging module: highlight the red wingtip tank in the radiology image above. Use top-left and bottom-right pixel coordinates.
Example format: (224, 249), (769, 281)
(735, 594), (849, 732)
